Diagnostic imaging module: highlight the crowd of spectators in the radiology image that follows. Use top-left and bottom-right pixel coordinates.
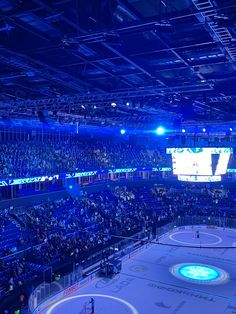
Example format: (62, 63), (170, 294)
(0, 183), (236, 313)
(0, 185), (156, 311)
(0, 140), (167, 179)
(18, 187), (156, 263)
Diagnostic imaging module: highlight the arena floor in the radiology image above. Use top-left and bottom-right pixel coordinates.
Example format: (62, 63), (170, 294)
(41, 227), (236, 314)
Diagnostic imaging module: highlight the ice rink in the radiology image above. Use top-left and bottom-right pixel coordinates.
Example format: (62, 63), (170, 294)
(41, 227), (236, 314)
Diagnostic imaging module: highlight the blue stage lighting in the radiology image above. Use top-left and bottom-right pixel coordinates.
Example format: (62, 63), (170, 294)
(120, 129), (126, 135)
(182, 129), (186, 133)
(203, 128), (206, 133)
(230, 127), (233, 132)
(156, 126), (165, 135)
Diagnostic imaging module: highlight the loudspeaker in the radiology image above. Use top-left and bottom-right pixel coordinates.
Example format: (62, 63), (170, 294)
(38, 110), (49, 123)
(181, 98), (194, 120)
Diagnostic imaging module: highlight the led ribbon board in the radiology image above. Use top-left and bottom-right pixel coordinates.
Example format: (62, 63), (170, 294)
(177, 175), (221, 182)
(0, 167), (172, 187)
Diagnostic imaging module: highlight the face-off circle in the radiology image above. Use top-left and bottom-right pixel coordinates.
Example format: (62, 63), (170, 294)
(46, 294), (139, 314)
(170, 263), (229, 285)
(169, 231), (222, 246)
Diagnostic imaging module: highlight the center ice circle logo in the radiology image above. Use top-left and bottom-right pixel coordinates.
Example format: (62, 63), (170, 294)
(179, 265), (219, 281)
(170, 263), (229, 285)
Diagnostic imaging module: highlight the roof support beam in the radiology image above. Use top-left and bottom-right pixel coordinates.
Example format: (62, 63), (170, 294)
(115, 1), (209, 84)
(31, 0), (167, 88)
(0, 47), (98, 93)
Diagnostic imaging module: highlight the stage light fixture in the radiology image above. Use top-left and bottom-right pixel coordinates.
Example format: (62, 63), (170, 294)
(111, 102), (117, 107)
(120, 129), (126, 135)
(182, 129), (186, 133)
(229, 128), (233, 132)
(203, 128), (206, 133)
(156, 126), (165, 135)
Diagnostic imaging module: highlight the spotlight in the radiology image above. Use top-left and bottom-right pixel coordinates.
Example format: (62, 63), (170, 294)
(93, 105), (97, 109)
(81, 105), (86, 109)
(111, 102), (117, 107)
(229, 127), (233, 132)
(182, 129), (186, 133)
(120, 129), (126, 135)
(202, 128), (206, 133)
(156, 126), (165, 135)
(126, 102), (130, 106)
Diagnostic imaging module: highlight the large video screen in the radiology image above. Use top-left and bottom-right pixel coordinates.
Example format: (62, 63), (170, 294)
(166, 148), (233, 182)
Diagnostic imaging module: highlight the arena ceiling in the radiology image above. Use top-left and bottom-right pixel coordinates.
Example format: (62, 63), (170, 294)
(0, 0), (235, 127)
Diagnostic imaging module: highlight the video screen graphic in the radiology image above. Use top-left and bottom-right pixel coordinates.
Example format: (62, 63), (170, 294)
(166, 148), (233, 182)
